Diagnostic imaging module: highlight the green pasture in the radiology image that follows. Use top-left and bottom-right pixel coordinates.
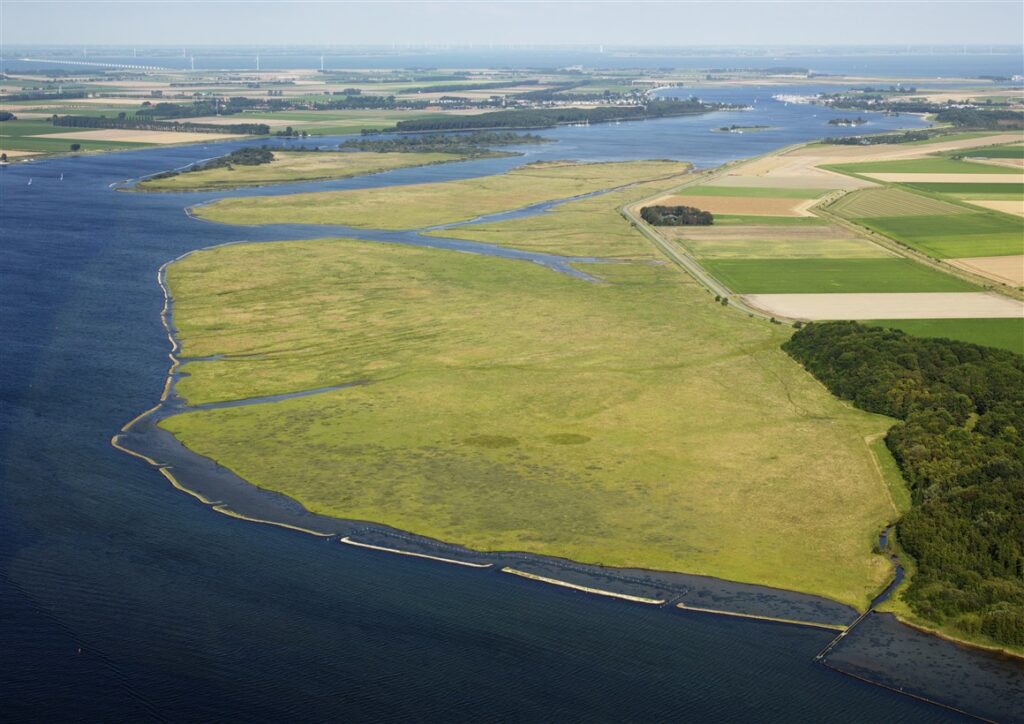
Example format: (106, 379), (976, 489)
(678, 235), (890, 260)
(854, 213), (1024, 258)
(701, 258), (979, 294)
(898, 182), (1024, 197)
(963, 144), (1024, 159)
(865, 318), (1024, 355)
(829, 157), (1020, 175)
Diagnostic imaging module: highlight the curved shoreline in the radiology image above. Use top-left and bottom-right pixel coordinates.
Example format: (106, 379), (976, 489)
(110, 153), (1022, 721)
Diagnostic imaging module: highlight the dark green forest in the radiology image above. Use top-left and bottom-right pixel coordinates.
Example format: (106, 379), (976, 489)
(641, 205), (714, 226)
(784, 322), (1024, 647)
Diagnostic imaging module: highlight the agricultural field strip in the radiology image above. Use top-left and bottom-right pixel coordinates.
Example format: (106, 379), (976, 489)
(742, 293), (1024, 321)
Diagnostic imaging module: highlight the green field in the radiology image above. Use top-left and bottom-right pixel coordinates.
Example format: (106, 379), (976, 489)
(854, 213), (1024, 258)
(963, 144), (1024, 159)
(0, 119), (148, 153)
(829, 157), (1021, 175)
(701, 258), (979, 294)
(137, 150), (469, 191)
(160, 235), (900, 610)
(865, 318), (1024, 355)
(194, 160), (692, 229)
(829, 187), (968, 218)
(898, 182), (1024, 197)
(677, 185), (828, 199)
(675, 234), (891, 260)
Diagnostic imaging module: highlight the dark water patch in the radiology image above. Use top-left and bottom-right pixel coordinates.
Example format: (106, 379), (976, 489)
(824, 613), (1024, 723)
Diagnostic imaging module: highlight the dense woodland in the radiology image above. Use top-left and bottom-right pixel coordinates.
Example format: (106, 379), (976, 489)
(784, 323), (1024, 647)
(641, 205), (714, 226)
(390, 99), (719, 132)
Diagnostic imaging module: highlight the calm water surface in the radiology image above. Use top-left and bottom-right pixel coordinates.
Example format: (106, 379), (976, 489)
(0, 91), (986, 721)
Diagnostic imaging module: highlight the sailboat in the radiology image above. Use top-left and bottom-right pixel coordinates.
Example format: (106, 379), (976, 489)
(60, 173), (64, 181)
(27, 178), (32, 186)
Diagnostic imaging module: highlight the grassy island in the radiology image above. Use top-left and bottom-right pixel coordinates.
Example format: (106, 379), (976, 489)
(160, 162), (907, 610)
(136, 149), (473, 191)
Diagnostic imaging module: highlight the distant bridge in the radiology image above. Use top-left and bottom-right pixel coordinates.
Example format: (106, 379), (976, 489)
(8, 58), (170, 71)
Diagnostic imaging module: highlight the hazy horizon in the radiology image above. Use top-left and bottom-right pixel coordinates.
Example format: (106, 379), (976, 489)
(4, 1), (1023, 47)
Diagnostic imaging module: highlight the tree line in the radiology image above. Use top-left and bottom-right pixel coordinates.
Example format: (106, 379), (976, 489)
(144, 146), (275, 182)
(52, 115), (270, 135)
(783, 322), (1024, 647)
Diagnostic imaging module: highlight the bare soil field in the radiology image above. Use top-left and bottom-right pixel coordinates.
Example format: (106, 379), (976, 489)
(743, 292), (1024, 320)
(862, 172), (1024, 184)
(964, 199), (1024, 216)
(35, 129), (249, 144)
(829, 187), (967, 217)
(177, 115), (302, 128)
(652, 194), (815, 216)
(947, 255), (1024, 286)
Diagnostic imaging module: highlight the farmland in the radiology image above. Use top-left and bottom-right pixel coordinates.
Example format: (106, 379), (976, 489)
(847, 212), (1023, 258)
(829, 157), (1022, 175)
(700, 258), (979, 294)
(865, 318), (1024, 355)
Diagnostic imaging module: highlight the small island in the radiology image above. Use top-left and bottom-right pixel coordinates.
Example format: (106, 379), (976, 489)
(828, 117), (868, 126)
(713, 124), (772, 133)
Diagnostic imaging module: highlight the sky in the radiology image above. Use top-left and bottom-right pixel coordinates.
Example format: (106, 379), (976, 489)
(2, 1), (1023, 47)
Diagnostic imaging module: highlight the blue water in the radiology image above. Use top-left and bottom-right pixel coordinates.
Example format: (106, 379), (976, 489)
(0, 85), (1002, 721)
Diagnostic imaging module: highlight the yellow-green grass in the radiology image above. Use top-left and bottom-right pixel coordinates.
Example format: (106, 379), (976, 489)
(668, 230), (891, 260)
(865, 319), (1024, 355)
(193, 160), (691, 230)
(700, 258), (978, 294)
(423, 172), (693, 258)
(829, 187), (968, 218)
(0, 119), (148, 152)
(161, 237), (900, 609)
(850, 213), (1024, 259)
(868, 437), (912, 516)
(137, 151), (469, 191)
